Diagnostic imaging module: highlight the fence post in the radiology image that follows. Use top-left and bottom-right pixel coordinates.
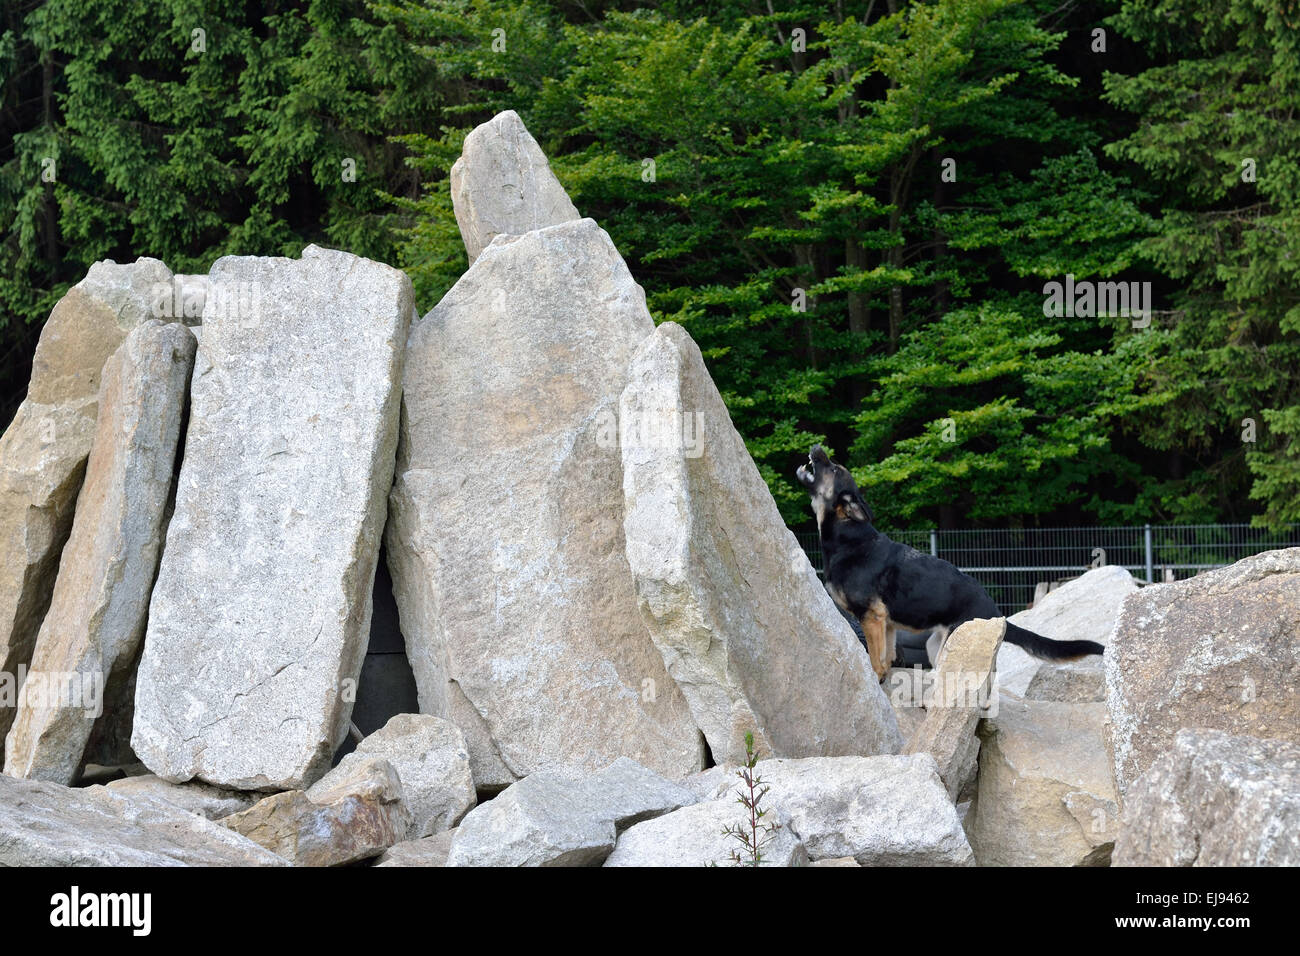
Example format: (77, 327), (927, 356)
(1144, 523), (1154, 584)
(930, 529), (939, 557)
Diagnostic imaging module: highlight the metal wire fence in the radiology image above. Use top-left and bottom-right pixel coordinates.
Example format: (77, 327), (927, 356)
(796, 524), (1300, 617)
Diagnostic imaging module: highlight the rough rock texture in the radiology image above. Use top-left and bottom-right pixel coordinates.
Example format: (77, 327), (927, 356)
(965, 699), (1117, 866)
(904, 618), (1003, 800)
(997, 566), (1137, 700)
(445, 757), (693, 867)
(446, 768), (618, 867)
(1106, 549), (1300, 797)
(4, 321), (196, 784)
(133, 246), (412, 791)
(1114, 729), (1300, 866)
(0, 773), (287, 866)
(387, 219), (701, 786)
(0, 258), (173, 761)
(604, 798), (808, 867)
(450, 110), (580, 263)
(619, 321), (902, 764)
(350, 714), (475, 837)
(579, 756), (697, 831)
(105, 774), (260, 820)
(374, 829), (457, 867)
(699, 755), (973, 866)
(222, 756), (412, 866)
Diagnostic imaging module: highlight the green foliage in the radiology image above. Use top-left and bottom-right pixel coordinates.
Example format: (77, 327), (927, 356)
(718, 731), (782, 867)
(1103, 0), (1300, 529)
(1, 0), (1294, 531)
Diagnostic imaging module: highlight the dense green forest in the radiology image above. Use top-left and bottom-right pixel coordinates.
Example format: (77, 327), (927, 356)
(2, 0), (1296, 531)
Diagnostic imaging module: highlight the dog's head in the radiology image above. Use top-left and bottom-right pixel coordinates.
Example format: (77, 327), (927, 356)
(796, 445), (873, 525)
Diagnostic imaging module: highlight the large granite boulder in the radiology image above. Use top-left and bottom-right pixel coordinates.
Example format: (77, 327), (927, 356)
(1114, 729), (1300, 866)
(349, 713), (475, 837)
(1105, 548), (1300, 796)
(221, 755), (412, 866)
(450, 110), (580, 263)
(0, 773), (286, 866)
(386, 218), (701, 786)
(132, 246), (412, 790)
(0, 258), (173, 762)
(997, 565), (1138, 701)
(4, 321), (196, 783)
(692, 754), (973, 866)
(619, 321), (902, 764)
(965, 699), (1117, 866)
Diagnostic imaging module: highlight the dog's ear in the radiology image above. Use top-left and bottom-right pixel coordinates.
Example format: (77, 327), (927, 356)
(836, 491), (872, 523)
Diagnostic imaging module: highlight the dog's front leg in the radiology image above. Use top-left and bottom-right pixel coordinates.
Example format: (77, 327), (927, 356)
(861, 600), (890, 681)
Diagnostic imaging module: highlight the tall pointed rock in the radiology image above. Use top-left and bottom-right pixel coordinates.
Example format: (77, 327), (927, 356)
(449, 110), (580, 263)
(619, 322), (904, 763)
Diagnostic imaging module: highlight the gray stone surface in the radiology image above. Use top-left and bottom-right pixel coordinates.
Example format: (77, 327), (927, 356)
(604, 797), (808, 867)
(619, 321), (902, 764)
(446, 767), (617, 867)
(350, 713), (475, 837)
(997, 565), (1137, 700)
(4, 321), (195, 784)
(745, 755), (973, 866)
(224, 755), (412, 866)
(1114, 729), (1300, 866)
(1106, 548), (1300, 796)
(132, 245), (412, 790)
(375, 829), (457, 867)
(445, 756), (693, 866)
(0, 259), (174, 763)
(965, 699), (1117, 866)
(450, 110), (580, 263)
(105, 773), (260, 820)
(386, 219), (701, 786)
(0, 773), (287, 866)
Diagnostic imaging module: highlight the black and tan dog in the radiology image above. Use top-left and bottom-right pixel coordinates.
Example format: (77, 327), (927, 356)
(796, 445), (1104, 680)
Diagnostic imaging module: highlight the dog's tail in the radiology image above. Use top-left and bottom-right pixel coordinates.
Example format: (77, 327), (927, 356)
(1003, 622), (1104, 660)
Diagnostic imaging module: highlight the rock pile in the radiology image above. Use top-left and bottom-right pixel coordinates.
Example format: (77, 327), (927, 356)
(0, 110), (1295, 867)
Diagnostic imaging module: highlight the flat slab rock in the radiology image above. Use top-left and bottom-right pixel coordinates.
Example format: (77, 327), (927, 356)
(105, 773), (260, 820)
(132, 245), (412, 790)
(1114, 729), (1300, 866)
(446, 757), (696, 867)
(4, 321), (195, 784)
(1105, 548), (1300, 796)
(619, 321), (902, 763)
(387, 218), (701, 786)
(0, 773), (287, 866)
(0, 258), (176, 762)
